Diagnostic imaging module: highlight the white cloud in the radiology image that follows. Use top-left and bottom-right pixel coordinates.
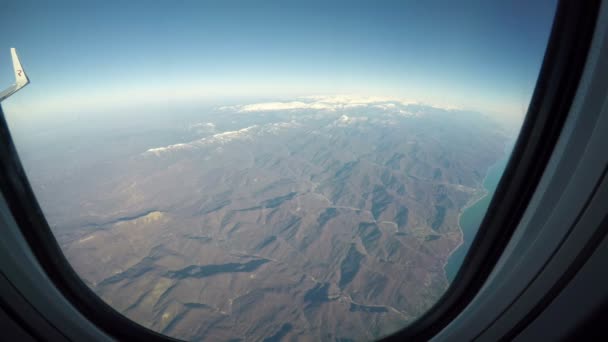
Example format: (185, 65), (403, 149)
(333, 114), (369, 127)
(143, 95), (465, 157)
(189, 122), (216, 130)
(223, 101), (337, 113)
(221, 95), (445, 115)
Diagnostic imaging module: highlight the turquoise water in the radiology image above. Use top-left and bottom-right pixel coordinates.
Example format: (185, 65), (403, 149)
(444, 155), (510, 282)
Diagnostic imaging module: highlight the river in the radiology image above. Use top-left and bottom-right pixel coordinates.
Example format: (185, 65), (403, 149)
(444, 153), (511, 282)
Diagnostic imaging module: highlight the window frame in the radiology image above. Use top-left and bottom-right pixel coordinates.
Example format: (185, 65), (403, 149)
(383, 0), (602, 340)
(0, 1), (600, 340)
(433, 1), (608, 338)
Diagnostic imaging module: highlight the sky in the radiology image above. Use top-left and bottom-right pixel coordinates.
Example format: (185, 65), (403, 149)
(0, 0), (557, 126)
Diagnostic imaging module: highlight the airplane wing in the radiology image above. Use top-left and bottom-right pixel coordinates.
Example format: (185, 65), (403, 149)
(0, 48), (30, 102)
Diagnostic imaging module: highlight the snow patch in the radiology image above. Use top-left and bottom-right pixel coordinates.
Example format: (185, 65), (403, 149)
(143, 122), (299, 157)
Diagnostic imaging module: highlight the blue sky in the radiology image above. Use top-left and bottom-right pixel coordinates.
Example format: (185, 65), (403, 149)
(0, 0), (556, 124)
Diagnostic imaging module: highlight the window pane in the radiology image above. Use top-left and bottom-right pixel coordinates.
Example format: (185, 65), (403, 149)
(1, 1), (557, 340)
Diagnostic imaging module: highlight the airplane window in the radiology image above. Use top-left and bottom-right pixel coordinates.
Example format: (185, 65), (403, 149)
(0, 1), (557, 340)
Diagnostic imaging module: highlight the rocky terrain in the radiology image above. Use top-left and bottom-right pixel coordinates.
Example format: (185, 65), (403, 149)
(27, 96), (508, 341)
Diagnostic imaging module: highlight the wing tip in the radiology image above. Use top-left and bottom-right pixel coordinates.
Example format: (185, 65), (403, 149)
(10, 48), (29, 87)
(0, 48), (29, 102)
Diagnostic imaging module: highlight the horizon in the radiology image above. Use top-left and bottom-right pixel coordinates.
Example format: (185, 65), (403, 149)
(0, 1), (556, 127)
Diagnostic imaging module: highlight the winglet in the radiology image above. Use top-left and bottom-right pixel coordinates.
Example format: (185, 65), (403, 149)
(0, 48), (30, 102)
(11, 48), (29, 88)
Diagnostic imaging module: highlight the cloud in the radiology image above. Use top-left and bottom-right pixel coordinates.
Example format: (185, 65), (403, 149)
(333, 114), (369, 126)
(188, 122), (216, 130)
(221, 100), (336, 113)
(221, 95), (448, 114)
(143, 95), (465, 157)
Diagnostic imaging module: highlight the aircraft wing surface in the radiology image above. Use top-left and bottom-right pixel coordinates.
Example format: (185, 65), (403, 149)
(0, 48), (29, 102)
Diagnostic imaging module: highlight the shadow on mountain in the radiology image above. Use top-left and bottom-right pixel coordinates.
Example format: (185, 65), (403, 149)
(339, 244), (364, 289)
(165, 259), (269, 279)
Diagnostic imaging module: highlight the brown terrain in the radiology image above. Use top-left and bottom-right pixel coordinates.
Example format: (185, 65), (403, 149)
(24, 97), (508, 341)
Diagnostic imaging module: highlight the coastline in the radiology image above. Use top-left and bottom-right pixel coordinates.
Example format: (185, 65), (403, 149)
(440, 177), (490, 282)
(442, 186), (489, 266)
(442, 147), (510, 283)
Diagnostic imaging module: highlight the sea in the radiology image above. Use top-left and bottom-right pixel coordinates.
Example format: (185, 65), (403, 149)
(444, 151), (511, 282)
